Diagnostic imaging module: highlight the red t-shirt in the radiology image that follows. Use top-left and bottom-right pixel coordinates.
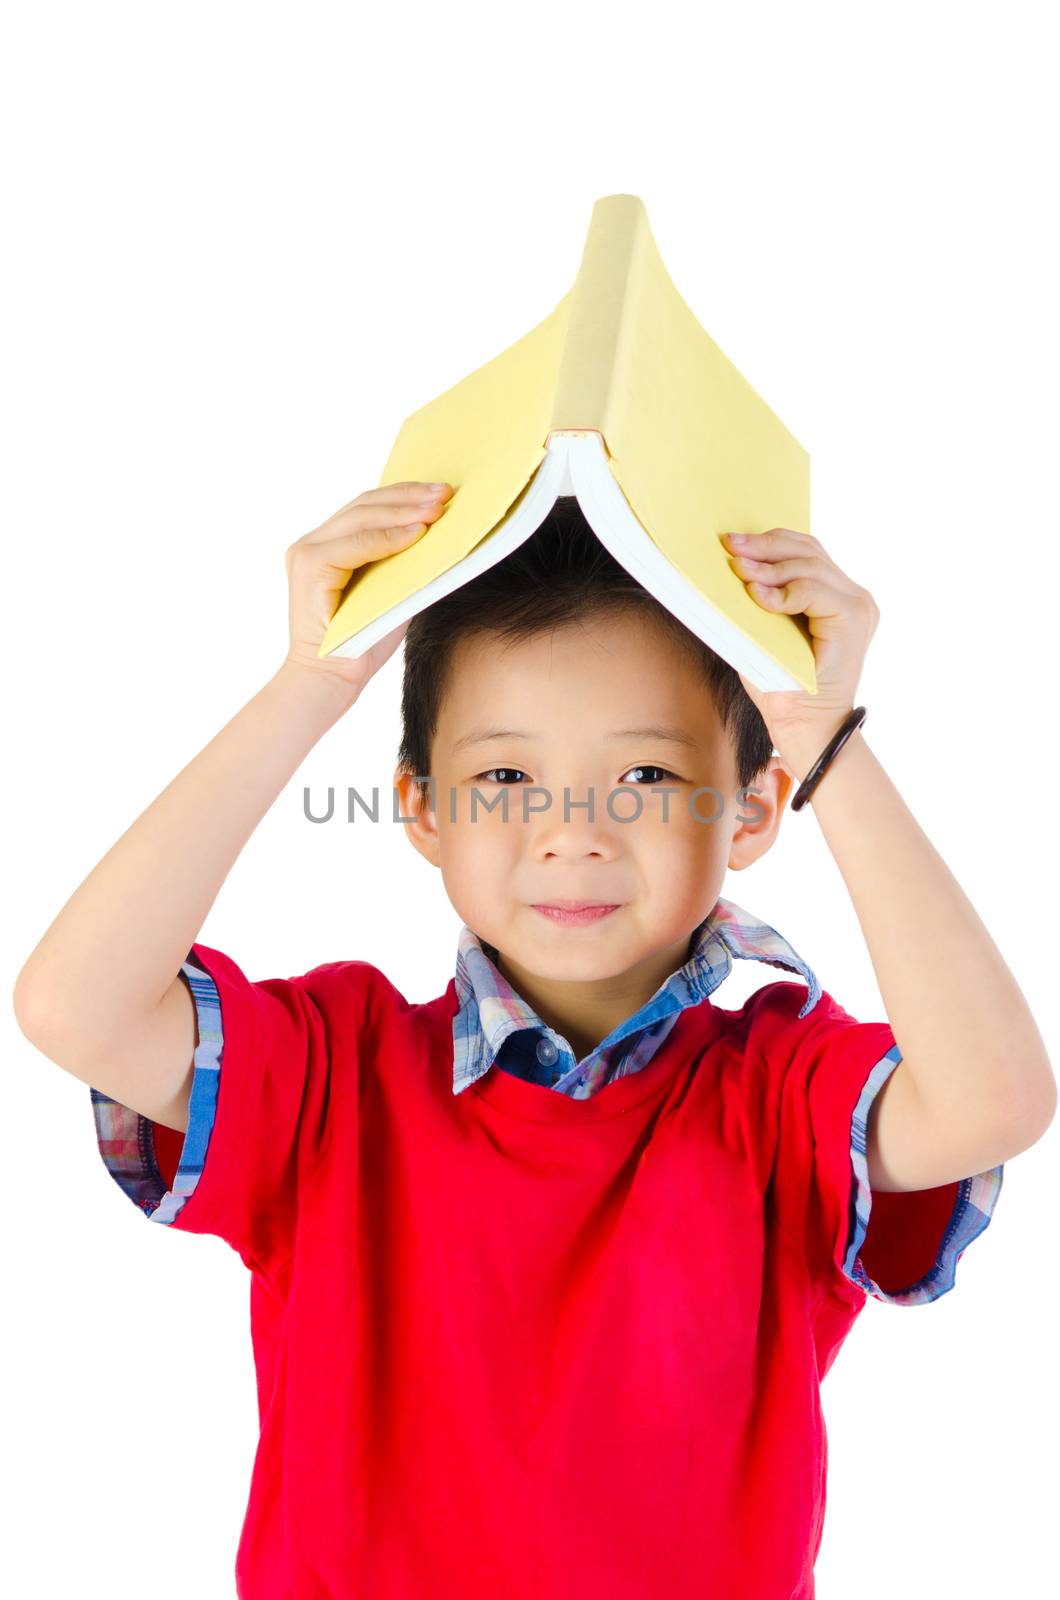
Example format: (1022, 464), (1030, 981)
(146, 941), (983, 1599)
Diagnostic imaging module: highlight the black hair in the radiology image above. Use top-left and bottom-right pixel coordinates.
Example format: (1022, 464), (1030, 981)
(396, 497), (774, 800)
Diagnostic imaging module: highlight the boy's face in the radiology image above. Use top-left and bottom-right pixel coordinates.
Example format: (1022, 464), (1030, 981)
(398, 610), (793, 1037)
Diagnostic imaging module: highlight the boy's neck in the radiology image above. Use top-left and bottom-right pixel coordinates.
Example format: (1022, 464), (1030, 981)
(492, 928), (696, 1063)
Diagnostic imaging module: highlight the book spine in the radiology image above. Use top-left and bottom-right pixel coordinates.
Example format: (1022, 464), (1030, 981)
(549, 194), (648, 443)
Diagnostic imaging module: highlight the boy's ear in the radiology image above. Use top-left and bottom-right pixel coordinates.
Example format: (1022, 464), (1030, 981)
(394, 766), (441, 867)
(727, 755), (795, 871)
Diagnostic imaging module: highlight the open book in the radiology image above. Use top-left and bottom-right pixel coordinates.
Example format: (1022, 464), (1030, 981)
(319, 193), (816, 694)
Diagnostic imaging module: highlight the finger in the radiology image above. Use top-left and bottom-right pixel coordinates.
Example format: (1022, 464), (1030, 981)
(299, 494), (449, 546)
(343, 481), (453, 513)
(360, 617), (411, 677)
(287, 521), (430, 581)
(729, 552), (863, 597)
(722, 528), (828, 563)
(745, 574), (870, 631)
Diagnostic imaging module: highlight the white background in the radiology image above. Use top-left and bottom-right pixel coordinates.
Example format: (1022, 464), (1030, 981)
(3, 3), (1058, 1595)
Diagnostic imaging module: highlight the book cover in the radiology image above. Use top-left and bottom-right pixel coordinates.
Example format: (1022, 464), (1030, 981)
(319, 194), (815, 693)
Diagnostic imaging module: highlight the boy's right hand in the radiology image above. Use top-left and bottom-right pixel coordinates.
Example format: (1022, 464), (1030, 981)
(282, 480), (453, 697)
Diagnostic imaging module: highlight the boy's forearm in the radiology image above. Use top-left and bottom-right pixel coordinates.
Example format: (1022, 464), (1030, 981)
(14, 660), (355, 1049)
(776, 726), (1056, 1132)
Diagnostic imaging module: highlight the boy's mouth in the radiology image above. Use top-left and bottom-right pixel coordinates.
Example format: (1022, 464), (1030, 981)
(530, 903), (622, 926)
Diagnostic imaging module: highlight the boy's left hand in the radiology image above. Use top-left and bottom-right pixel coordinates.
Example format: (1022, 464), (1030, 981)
(720, 527), (879, 761)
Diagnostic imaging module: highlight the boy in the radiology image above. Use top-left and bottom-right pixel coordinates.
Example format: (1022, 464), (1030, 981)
(13, 480), (1055, 1598)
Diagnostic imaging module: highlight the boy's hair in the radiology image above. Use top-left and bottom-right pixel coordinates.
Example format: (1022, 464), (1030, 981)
(397, 498), (774, 800)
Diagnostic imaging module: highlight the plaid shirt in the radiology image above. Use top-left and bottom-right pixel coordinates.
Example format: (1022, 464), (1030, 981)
(91, 894), (1002, 1305)
(452, 894), (823, 1095)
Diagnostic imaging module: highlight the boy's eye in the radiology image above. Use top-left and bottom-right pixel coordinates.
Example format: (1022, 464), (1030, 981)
(619, 765), (680, 785)
(475, 768), (528, 785)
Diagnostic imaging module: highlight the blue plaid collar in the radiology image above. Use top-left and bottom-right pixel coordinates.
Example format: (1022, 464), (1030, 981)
(451, 895), (821, 1096)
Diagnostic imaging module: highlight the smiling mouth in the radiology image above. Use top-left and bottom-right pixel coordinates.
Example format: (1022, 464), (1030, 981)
(530, 903), (623, 925)
(532, 900), (622, 910)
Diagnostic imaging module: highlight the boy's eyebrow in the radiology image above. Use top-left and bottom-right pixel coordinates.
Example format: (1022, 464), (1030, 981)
(450, 724), (699, 753)
(450, 727), (535, 753)
(608, 725), (699, 748)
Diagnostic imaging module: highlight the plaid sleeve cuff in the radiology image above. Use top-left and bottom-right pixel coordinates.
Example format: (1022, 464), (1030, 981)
(90, 951), (223, 1225)
(842, 1045), (1004, 1305)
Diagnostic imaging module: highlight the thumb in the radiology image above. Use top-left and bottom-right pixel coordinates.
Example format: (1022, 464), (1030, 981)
(736, 671), (767, 720)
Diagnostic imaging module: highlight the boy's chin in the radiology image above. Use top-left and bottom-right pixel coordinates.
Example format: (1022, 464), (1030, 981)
(490, 918), (648, 981)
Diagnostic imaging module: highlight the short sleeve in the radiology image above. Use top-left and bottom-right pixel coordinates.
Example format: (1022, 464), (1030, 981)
(89, 940), (333, 1274)
(770, 986), (1003, 1306)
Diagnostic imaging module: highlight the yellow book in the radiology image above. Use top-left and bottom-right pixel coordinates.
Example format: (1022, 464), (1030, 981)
(319, 193), (816, 693)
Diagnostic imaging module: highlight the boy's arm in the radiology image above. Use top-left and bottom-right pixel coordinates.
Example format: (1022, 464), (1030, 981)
(776, 723), (1057, 1192)
(11, 481), (449, 1127)
(12, 661), (355, 1127)
(721, 523), (1056, 1195)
